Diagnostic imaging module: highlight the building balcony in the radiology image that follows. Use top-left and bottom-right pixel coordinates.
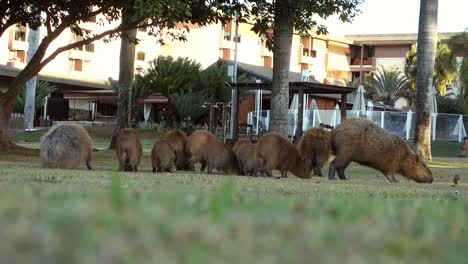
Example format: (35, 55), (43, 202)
(8, 38), (28, 52)
(6, 60), (26, 68)
(221, 39), (235, 50)
(298, 54), (315, 65)
(68, 49), (94, 61)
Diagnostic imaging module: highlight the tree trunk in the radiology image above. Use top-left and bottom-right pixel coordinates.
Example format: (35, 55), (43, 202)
(109, 6), (137, 149)
(414, 0), (438, 160)
(269, 0), (293, 137)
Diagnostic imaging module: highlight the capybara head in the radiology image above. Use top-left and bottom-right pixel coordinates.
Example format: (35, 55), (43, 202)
(400, 154), (433, 183)
(291, 157), (311, 179)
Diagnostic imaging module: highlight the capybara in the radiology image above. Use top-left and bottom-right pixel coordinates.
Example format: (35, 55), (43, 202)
(202, 140), (241, 175)
(163, 129), (190, 170)
(40, 123), (93, 169)
(234, 142), (258, 176)
(232, 138), (251, 154)
(328, 118), (433, 183)
(116, 128), (143, 172)
(255, 132), (310, 179)
(187, 130), (220, 171)
(297, 127), (331, 177)
(151, 140), (176, 173)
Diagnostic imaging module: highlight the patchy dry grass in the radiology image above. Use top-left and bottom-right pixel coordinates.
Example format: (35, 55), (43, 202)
(1, 131), (468, 263)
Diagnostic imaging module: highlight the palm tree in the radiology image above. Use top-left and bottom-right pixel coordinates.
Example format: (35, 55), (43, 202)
(405, 42), (457, 96)
(142, 56), (202, 96)
(365, 66), (409, 107)
(414, 0), (438, 160)
(14, 81), (56, 114)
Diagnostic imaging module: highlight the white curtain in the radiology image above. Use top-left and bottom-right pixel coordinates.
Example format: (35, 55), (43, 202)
(144, 103), (152, 122)
(405, 110), (413, 140)
(451, 115), (467, 142)
(330, 104), (341, 128)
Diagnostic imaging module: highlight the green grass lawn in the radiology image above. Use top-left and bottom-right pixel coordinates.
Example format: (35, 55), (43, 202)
(1, 128), (468, 263)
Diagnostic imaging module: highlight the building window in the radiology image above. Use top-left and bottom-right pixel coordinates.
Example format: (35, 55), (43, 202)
(310, 50), (317, 58)
(233, 34), (241, 43)
(262, 56), (272, 68)
(84, 43), (94, 52)
(136, 51), (145, 61)
(10, 50), (26, 63)
(69, 59), (83, 72)
(14, 25), (27, 42)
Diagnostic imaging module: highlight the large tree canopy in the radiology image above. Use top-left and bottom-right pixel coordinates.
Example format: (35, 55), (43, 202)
(247, 0), (362, 49)
(0, 0), (241, 150)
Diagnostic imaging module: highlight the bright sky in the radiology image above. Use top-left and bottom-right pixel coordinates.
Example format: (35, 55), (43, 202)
(325, 0), (468, 35)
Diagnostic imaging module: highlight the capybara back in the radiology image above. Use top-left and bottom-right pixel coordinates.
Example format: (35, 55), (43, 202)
(116, 128), (143, 172)
(297, 127), (331, 176)
(163, 129), (190, 170)
(187, 130), (220, 171)
(40, 123), (93, 169)
(151, 140), (176, 173)
(329, 118), (433, 183)
(255, 132), (309, 179)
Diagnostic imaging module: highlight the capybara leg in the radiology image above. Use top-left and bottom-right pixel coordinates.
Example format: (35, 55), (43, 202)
(86, 160), (93, 170)
(119, 162), (124, 172)
(265, 170), (273, 177)
(200, 160), (207, 172)
(281, 170), (288, 178)
(384, 174), (398, 182)
(336, 168), (347, 180)
(152, 166), (157, 173)
(314, 167), (323, 177)
(133, 165), (138, 173)
(207, 165), (213, 174)
(328, 160), (337, 180)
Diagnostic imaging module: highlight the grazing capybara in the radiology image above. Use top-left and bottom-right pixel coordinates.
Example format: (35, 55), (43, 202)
(255, 132), (310, 179)
(297, 127), (331, 177)
(151, 140), (176, 173)
(202, 140), (241, 175)
(187, 130), (219, 171)
(116, 128), (143, 172)
(232, 138), (251, 154)
(163, 129), (190, 170)
(328, 118), (433, 183)
(40, 123), (93, 169)
(233, 140), (257, 176)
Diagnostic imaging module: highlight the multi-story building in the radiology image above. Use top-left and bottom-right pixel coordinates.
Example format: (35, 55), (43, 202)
(0, 17), (464, 123)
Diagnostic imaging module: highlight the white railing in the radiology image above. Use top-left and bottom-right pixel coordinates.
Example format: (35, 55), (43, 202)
(247, 110), (468, 142)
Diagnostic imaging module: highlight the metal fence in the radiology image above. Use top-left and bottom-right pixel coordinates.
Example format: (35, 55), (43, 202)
(247, 110), (468, 142)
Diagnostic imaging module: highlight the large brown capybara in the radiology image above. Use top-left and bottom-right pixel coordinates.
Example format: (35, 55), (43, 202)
(297, 127), (331, 177)
(329, 118), (433, 183)
(232, 138), (251, 154)
(255, 132), (310, 179)
(202, 140), (241, 175)
(187, 130), (220, 171)
(116, 128), (143, 172)
(40, 123), (93, 169)
(163, 129), (190, 170)
(151, 140), (176, 173)
(232, 140), (256, 175)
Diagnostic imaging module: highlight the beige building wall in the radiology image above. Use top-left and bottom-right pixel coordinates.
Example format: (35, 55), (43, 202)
(2, 17), (161, 84)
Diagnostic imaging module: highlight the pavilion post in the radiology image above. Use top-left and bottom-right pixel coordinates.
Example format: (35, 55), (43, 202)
(340, 92), (347, 120)
(295, 87), (304, 142)
(232, 86), (240, 142)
